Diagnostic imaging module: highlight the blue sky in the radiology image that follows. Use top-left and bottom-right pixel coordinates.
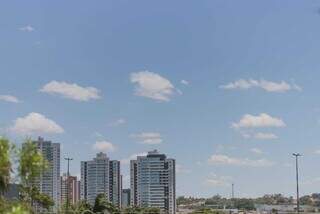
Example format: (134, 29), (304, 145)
(2, 0), (320, 198)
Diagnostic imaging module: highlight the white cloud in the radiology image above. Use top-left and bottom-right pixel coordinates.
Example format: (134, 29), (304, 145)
(40, 81), (101, 101)
(208, 154), (275, 167)
(314, 150), (320, 155)
(93, 141), (116, 152)
(240, 131), (278, 140)
(220, 79), (301, 92)
(19, 25), (34, 32)
(131, 132), (163, 145)
(250, 148), (263, 154)
(121, 152), (148, 165)
(0, 95), (20, 103)
(254, 132), (278, 140)
(205, 173), (232, 187)
(181, 80), (190, 85)
(176, 164), (192, 174)
(232, 113), (286, 129)
(11, 112), (64, 135)
(108, 118), (126, 127)
(130, 71), (175, 102)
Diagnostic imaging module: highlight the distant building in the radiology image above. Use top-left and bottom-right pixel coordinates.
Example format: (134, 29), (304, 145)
(32, 137), (61, 212)
(255, 204), (317, 214)
(121, 189), (131, 208)
(3, 184), (20, 200)
(130, 150), (176, 214)
(61, 173), (80, 206)
(81, 152), (121, 207)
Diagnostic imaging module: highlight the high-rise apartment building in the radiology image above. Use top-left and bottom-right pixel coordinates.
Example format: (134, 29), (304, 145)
(130, 150), (176, 214)
(61, 174), (80, 206)
(32, 137), (61, 212)
(121, 189), (131, 208)
(109, 160), (121, 207)
(81, 152), (121, 207)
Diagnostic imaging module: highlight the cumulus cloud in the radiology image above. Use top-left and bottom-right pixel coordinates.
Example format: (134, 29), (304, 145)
(180, 80), (190, 85)
(205, 173), (232, 187)
(240, 131), (278, 140)
(93, 141), (116, 152)
(0, 95), (20, 103)
(130, 71), (175, 102)
(250, 148), (263, 154)
(232, 113), (286, 129)
(108, 118), (126, 127)
(208, 154), (275, 167)
(121, 152), (148, 165)
(131, 132), (163, 145)
(19, 25), (34, 32)
(40, 81), (101, 101)
(220, 79), (301, 92)
(253, 132), (278, 140)
(11, 112), (64, 135)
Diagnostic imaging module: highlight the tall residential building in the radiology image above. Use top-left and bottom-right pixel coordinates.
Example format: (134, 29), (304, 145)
(81, 152), (121, 207)
(109, 160), (121, 207)
(61, 174), (80, 206)
(130, 150), (176, 214)
(32, 137), (61, 212)
(121, 189), (131, 208)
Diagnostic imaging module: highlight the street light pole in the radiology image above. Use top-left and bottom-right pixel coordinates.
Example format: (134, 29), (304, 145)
(293, 153), (301, 214)
(232, 183), (234, 199)
(65, 157), (73, 214)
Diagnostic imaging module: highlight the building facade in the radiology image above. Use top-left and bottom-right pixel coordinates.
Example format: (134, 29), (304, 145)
(61, 174), (80, 206)
(81, 152), (121, 207)
(130, 150), (176, 214)
(121, 189), (131, 208)
(32, 137), (61, 212)
(109, 160), (121, 207)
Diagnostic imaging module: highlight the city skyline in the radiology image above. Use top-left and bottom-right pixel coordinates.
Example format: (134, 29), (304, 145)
(2, 0), (320, 199)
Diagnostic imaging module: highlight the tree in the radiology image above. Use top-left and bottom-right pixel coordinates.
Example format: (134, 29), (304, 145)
(191, 208), (224, 214)
(0, 137), (12, 195)
(93, 193), (119, 213)
(233, 198), (255, 210)
(123, 206), (142, 214)
(73, 200), (92, 213)
(123, 206), (161, 214)
(18, 139), (53, 211)
(141, 207), (161, 214)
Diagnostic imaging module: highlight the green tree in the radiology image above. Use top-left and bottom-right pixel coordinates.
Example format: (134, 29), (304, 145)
(123, 206), (161, 214)
(18, 139), (53, 211)
(74, 200), (93, 213)
(191, 208), (224, 214)
(141, 207), (160, 214)
(0, 137), (12, 195)
(93, 193), (119, 213)
(123, 206), (142, 214)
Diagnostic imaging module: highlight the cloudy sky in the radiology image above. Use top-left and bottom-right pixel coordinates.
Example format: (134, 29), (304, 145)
(2, 0), (320, 198)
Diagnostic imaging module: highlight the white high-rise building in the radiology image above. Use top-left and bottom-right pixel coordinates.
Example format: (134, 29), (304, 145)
(33, 137), (61, 212)
(130, 150), (176, 214)
(81, 152), (121, 207)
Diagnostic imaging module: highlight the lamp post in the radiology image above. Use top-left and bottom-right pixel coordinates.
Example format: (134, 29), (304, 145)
(232, 183), (234, 199)
(65, 157), (73, 214)
(293, 153), (301, 214)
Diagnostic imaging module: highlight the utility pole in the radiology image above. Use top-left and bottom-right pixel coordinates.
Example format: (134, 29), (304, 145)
(232, 183), (234, 199)
(293, 153), (301, 214)
(65, 157), (73, 214)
